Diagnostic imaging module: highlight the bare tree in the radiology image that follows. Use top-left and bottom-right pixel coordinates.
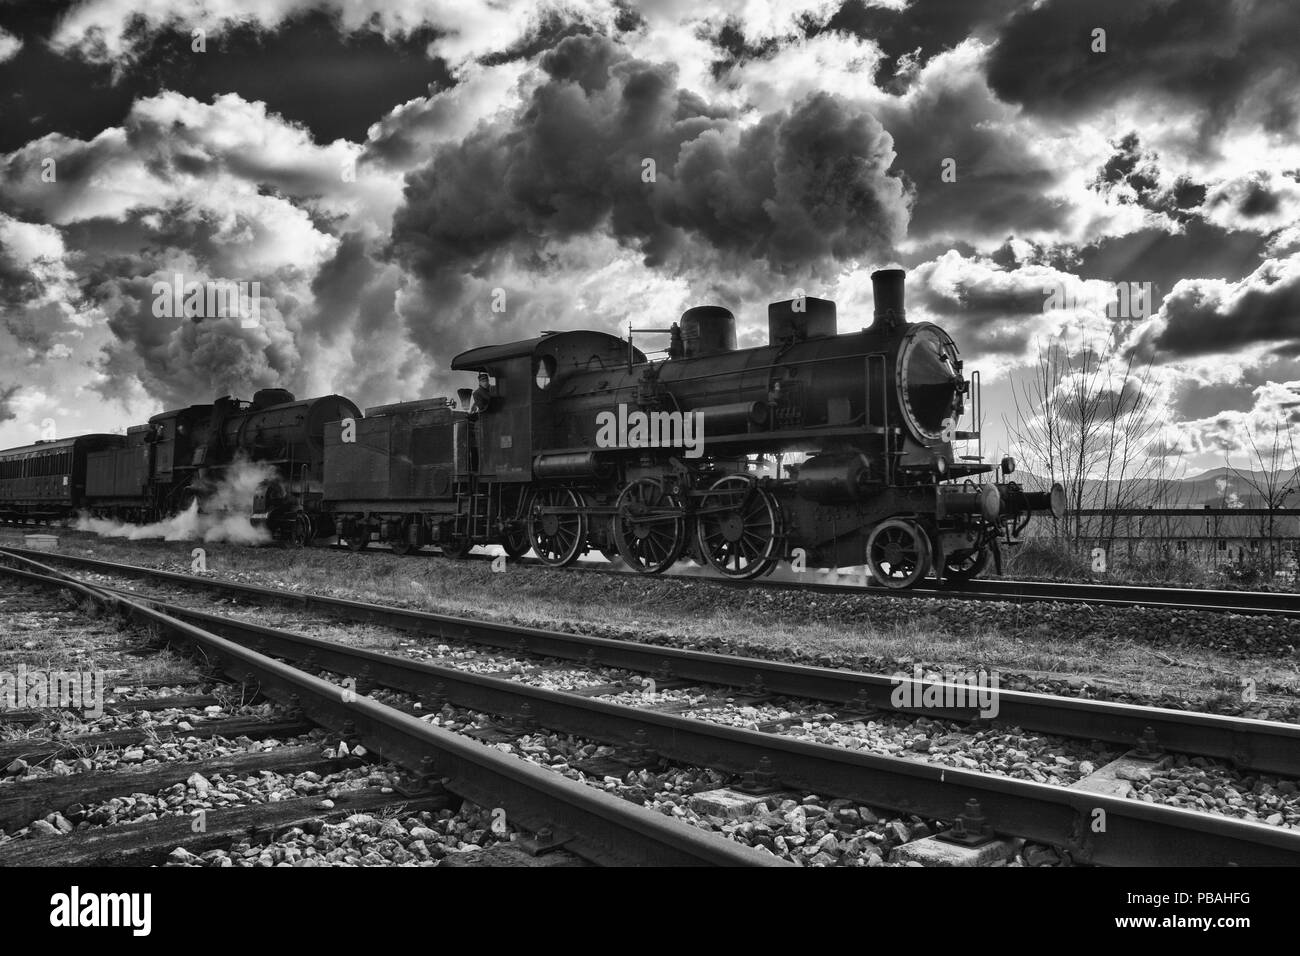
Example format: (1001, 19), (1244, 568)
(1006, 340), (1164, 551)
(1226, 420), (1300, 578)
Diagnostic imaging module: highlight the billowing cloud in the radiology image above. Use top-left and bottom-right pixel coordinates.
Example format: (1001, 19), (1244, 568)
(1176, 381), (1300, 460)
(904, 250), (1130, 368)
(1202, 169), (1300, 235)
(1089, 132), (1206, 223)
(1130, 253), (1300, 362)
(987, 0), (1300, 143)
(49, 0), (608, 71)
(0, 91), (415, 413)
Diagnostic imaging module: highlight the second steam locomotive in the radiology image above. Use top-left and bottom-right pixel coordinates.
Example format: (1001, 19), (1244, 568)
(0, 269), (1064, 588)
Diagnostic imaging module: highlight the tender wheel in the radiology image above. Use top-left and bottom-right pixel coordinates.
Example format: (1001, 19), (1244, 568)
(289, 513), (314, 549)
(527, 487), (587, 567)
(440, 530), (473, 559)
(695, 475), (782, 579)
(390, 518), (418, 556)
(345, 522), (370, 552)
(943, 547), (989, 581)
(866, 519), (933, 589)
(612, 479), (686, 574)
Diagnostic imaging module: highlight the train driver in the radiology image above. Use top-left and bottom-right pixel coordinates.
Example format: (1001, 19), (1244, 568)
(471, 372), (493, 415)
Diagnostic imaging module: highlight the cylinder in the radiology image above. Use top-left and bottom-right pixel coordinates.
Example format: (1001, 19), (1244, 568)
(797, 453), (873, 503)
(532, 452), (612, 479)
(941, 483), (1001, 520)
(680, 306), (737, 357)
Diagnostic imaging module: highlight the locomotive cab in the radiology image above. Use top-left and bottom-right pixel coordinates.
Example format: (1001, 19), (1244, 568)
(451, 331), (640, 483)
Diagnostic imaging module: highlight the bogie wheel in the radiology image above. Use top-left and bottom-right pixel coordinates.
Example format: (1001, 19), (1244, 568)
(943, 547), (989, 582)
(289, 513), (314, 549)
(527, 487), (587, 567)
(866, 519), (932, 589)
(695, 475), (782, 579)
(613, 479), (686, 574)
(390, 518), (418, 556)
(501, 527), (531, 559)
(500, 495), (532, 558)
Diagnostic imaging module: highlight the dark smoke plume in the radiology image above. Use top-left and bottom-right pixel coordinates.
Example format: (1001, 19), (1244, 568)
(390, 33), (910, 384)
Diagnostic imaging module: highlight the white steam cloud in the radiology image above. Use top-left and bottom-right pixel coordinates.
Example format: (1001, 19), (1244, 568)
(75, 457), (278, 544)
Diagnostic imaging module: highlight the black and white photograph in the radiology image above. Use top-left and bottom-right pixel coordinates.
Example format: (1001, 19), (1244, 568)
(0, 0), (1294, 929)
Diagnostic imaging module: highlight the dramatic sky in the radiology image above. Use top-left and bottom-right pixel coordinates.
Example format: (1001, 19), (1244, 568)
(1, 0), (1298, 475)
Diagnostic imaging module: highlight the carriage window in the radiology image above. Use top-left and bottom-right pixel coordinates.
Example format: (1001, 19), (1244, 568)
(535, 354), (556, 390)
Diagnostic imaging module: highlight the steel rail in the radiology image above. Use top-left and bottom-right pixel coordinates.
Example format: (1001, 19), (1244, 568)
(5, 556), (1297, 866)
(583, 560), (1300, 616)
(5, 545), (1298, 776)
(0, 558), (783, 867)
(447, 549), (1300, 616)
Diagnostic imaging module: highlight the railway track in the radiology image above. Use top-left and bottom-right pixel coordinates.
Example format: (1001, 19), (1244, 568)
(0, 554), (780, 867)
(4, 547), (1297, 865)
(5, 526), (1299, 616)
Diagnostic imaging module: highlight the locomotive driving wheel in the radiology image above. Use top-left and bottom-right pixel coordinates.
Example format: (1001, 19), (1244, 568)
(612, 478), (687, 575)
(943, 547), (989, 581)
(695, 475), (782, 579)
(527, 487), (587, 567)
(866, 519), (932, 589)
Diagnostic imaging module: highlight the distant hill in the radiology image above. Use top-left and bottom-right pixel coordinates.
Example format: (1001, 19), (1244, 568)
(1014, 466), (1300, 510)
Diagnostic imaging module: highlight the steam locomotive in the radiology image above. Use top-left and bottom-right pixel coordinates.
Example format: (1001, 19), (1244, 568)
(0, 390), (359, 540)
(0, 269), (1063, 588)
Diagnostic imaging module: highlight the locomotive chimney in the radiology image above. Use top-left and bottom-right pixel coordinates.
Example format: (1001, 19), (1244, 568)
(870, 268), (907, 332)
